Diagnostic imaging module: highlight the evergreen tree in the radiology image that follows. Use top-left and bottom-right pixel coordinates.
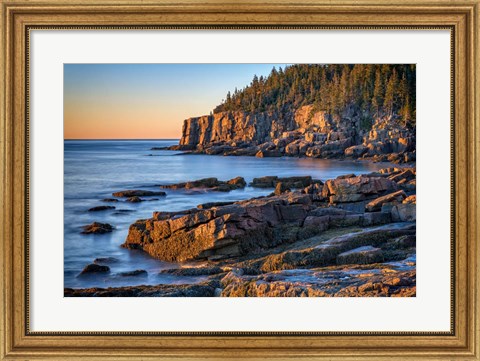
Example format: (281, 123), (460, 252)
(372, 69), (384, 116)
(212, 64), (415, 125)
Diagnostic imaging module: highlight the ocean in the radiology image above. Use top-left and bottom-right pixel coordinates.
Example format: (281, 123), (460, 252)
(64, 140), (390, 289)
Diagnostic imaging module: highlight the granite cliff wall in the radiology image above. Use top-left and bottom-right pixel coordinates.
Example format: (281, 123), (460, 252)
(176, 105), (415, 164)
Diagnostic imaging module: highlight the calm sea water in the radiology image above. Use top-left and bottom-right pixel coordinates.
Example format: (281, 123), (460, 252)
(64, 140), (390, 289)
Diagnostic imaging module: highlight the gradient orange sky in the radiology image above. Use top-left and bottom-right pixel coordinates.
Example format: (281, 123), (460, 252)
(64, 64), (285, 139)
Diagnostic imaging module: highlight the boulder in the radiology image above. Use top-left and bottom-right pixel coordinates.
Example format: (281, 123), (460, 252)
(227, 176), (247, 188)
(102, 198), (119, 202)
(403, 195), (416, 204)
(322, 176), (398, 203)
(79, 264), (110, 276)
(126, 196), (143, 203)
(388, 169), (415, 183)
(93, 257), (119, 264)
(365, 190), (407, 212)
(304, 132), (327, 143)
(279, 176), (313, 188)
(274, 182), (290, 195)
(185, 177), (219, 188)
(250, 176), (312, 189)
(305, 145), (323, 158)
(344, 144), (368, 157)
(255, 150), (282, 158)
(285, 142), (299, 156)
(87, 206), (115, 212)
(81, 222), (114, 234)
(250, 176), (278, 188)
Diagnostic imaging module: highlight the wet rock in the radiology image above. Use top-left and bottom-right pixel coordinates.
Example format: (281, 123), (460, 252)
(113, 209), (135, 216)
(126, 196), (143, 203)
(250, 176), (279, 188)
(79, 264), (110, 276)
(88, 205), (115, 212)
(227, 176), (247, 188)
(255, 150), (282, 158)
(112, 190), (166, 198)
(93, 257), (119, 264)
(250, 176), (313, 189)
(81, 222), (114, 234)
(160, 177), (246, 192)
(336, 246), (384, 265)
(118, 270), (148, 277)
(102, 198), (119, 202)
(274, 182), (290, 195)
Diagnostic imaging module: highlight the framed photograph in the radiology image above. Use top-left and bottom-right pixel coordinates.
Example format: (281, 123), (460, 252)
(1, 0), (478, 359)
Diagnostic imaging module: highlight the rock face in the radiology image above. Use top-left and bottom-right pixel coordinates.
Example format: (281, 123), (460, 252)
(123, 193), (316, 262)
(175, 105), (415, 164)
(123, 170), (415, 264)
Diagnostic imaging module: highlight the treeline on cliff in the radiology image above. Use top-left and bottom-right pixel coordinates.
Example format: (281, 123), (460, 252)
(213, 64), (416, 128)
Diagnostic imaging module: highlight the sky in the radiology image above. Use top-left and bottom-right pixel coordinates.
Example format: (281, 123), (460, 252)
(64, 64), (289, 139)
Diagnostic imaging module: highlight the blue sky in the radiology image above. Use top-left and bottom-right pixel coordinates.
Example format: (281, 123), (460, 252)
(64, 64), (290, 139)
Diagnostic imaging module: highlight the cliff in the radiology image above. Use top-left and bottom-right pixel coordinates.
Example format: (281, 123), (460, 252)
(176, 104), (415, 164)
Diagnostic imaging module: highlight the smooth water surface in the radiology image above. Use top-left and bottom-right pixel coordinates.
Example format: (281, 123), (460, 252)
(64, 140), (391, 289)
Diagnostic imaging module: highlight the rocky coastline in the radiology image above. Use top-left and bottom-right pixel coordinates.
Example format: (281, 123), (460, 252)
(159, 105), (415, 165)
(67, 166), (416, 297)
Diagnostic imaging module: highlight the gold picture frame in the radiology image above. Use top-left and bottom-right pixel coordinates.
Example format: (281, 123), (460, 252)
(1, 0), (478, 359)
